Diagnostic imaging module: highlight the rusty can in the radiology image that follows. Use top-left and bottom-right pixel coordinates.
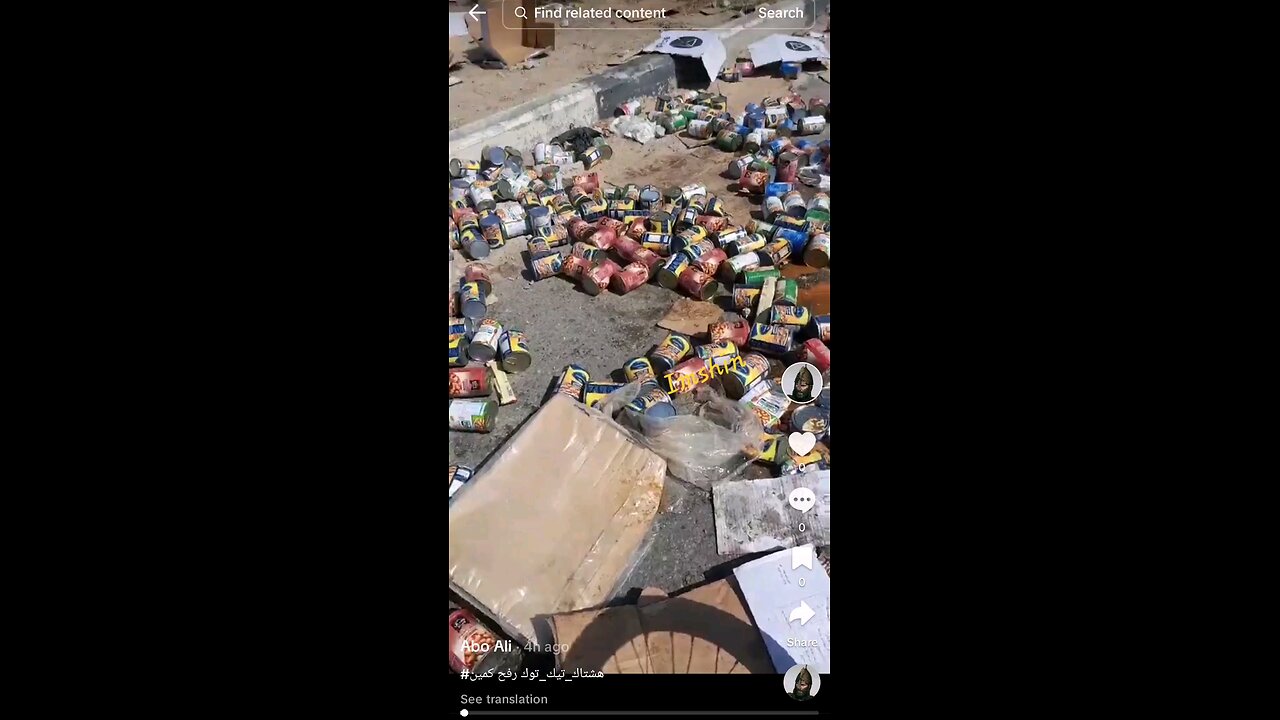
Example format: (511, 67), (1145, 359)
(448, 367), (490, 399)
(587, 228), (617, 250)
(566, 217), (595, 242)
(678, 267), (721, 301)
(664, 356), (709, 394)
(656, 253), (690, 290)
(560, 254), (595, 280)
(733, 285), (762, 310)
(723, 352), (769, 399)
(804, 233), (831, 268)
(691, 247), (728, 277)
(625, 379), (677, 418)
(553, 364), (590, 403)
(462, 264), (492, 296)
(632, 247), (663, 275)
(696, 215), (729, 233)
(625, 218), (648, 240)
(776, 153), (801, 183)
(709, 319), (752, 347)
(529, 251), (564, 281)
(613, 235), (642, 260)
(466, 319), (504, 362)
(739, 170), (770, 194)
(610, 261), (650, 295)
(649, 333), (693, 373)
(448, 398), (497, 433)
(800, 338), (831, 373)
(583, 258), (622, 296)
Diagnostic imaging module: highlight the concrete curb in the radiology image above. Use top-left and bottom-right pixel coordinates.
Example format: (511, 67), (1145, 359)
(448, 0), (830, 159)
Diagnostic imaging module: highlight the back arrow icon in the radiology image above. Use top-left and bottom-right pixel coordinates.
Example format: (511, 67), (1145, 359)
(469, 4), (487, 21)
(788, 601), (816, 626)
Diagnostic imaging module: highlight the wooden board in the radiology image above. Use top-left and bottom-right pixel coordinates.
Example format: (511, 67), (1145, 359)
(711, 469), (831, 556)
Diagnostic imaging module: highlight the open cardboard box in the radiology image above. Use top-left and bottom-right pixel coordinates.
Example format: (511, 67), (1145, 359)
(465, 0), (554, 67)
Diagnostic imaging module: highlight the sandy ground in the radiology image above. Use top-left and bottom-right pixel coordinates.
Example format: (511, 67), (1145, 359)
(448, 0), (766, 128)
(448, 70), (832, 622)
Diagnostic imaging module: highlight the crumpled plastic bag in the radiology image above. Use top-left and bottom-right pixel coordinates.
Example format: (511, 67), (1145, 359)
(596, 379), (763, 491)
(609, 115), (661, 145)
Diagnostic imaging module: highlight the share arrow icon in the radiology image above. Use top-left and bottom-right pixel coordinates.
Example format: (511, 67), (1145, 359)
(788, 601), (816, 626)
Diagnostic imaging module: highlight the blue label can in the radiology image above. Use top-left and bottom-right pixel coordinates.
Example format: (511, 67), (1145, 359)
(775, 227), (809, 255)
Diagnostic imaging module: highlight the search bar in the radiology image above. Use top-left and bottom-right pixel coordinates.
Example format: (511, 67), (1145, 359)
(500, 0), (818, 32)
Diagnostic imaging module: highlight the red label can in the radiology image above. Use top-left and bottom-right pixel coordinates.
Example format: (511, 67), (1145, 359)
(597, 217), (626, 237)
(678, 267), (721, 301)
(631, 247), (663, 276)
(462, 263), (492, 296)
(776, 152), (801, 183)
(709, 319), (752, 346)
(801, 338), (831, 372)
(613, 235), (642, 261)
(691, 248), (729, 277)
(567, 217), (595, 242)
(626, 218), (648, 240)
(610, 262), (650, 294)
(448, 367), (490, 398)
(560, 254), (595, 280)
(696, 215), (730, 233)
(587, 228), (617, 250)
(583, 258), (622, 296)
(573, 172), (601, 194)
(739, 170), (770, 194)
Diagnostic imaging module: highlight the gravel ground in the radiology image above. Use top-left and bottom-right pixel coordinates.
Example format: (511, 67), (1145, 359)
(449, 69), (832, 596)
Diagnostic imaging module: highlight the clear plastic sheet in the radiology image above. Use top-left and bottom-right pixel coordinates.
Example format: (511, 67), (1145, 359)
(596, 379), (764, 492)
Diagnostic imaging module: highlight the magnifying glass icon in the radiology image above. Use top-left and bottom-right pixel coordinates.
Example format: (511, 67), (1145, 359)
(514, 5), (527, 19)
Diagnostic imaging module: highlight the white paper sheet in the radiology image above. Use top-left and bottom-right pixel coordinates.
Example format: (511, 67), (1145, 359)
(748, 34), (830, 68)
(733, 543), (831, 673)
(642, 31), (726, 83)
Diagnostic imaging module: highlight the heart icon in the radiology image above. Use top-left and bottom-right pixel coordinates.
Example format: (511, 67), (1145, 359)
(789, 431), (817, 456)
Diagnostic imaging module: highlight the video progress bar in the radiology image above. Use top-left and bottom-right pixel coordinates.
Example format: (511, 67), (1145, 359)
(465, 707), (814, 712)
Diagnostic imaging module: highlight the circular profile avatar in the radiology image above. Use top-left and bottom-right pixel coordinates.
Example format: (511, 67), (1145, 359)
(783, 664), (820, 701)
(781, 362), (823, 404)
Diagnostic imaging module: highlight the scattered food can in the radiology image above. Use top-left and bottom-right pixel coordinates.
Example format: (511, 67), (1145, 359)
(773, 278), (800, 306)
(798, 115), (826, 136)
(553, 364), (590, 403)
(807, 192), (831, 213)
(588, 228), (619, 250)
(791, 404), (830, 439)
(449, 366), (490, 399)
(529, 251), (563, 281)
(764, 106), (788, 127)
(458, 281), (487, 320)
(466, 319), (504, 362)
(720, 66), (741, 82)
(625, 379), (677, 418)
(624, 218), (648, 240)
(597, 216), (627, 237)
(804, 233), (831, 268)
(761, 237), (794, 266)
(680, 239), (719, 264)
(479, 214), (503, 247)
(579, 199), (608, 222)
(648, 211), (673, 235)
(583, 381), (626, 408)
(624, 356), (657, 383)
(727, 155), (754, 179)
(665, 356), (710, 394)
(733, 285), (762, 309)
(742, 268), (781, 287)
(469, 183), (496, 211)
(638, 185), (662, 208)
(498, 330), (532, 372)
(618, 99), (643, 115)
(678, 267), (721, 301)
(800, 338), (831, 373)
(582, 257), (621, 296)
(691, 247), (729, 277)
(449, 319), (467, 342)
(449, 158), (481, 179)
(656, 252), (690, 289)
(560, 254), (595, 281)
(672, 226), (708, 254)
(696, 339), (741, 368)
(610, 261), (650, 294)
(777, 153), (801, 183)
(723, 352), (769, 399)
(722, 251), (762, 281)
(448, 398), (497, 433)
(811, 314), (831, 343)
(716, 129), (744, 152)
(679, 184), (708, 202)
(607, 198), (635, 219)
(769, 305), (812, 327)
(764, 195), (785, 219)
(571, 242), (607, 263)
(716, 225), (747, 249)
(696, 215), (729, 234)
(739, 170), (770, 194)
(527, 205), (552, 231)
(745, 385), (790, 431)
(463, 264), (493, 296)
(780, 61), (802, 78)
(649, 333), (693, 373)
(449, 336), (468, 367)
(450, 179), (471, 203)
(783, 190), (806, 218)
(807, 98), (829, 119)
(746, 218), (777, 238)
(748, 323), (796, 356)
(728, 233), (769, 257)
(641, 232), (673, 256)
(580, 144), (612, 169)
(687, 119), (712, 139)
(448, 464), (473, 499)
(709, 319), (752, 347)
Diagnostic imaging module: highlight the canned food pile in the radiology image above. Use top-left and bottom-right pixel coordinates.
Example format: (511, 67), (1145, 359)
(547, 309), (831, 476)
(449, 262), (534, 435)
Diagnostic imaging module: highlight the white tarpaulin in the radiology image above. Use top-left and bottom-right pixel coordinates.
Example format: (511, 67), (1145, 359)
(748, 34), (830, 68)
(642, 31), (726, 83)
